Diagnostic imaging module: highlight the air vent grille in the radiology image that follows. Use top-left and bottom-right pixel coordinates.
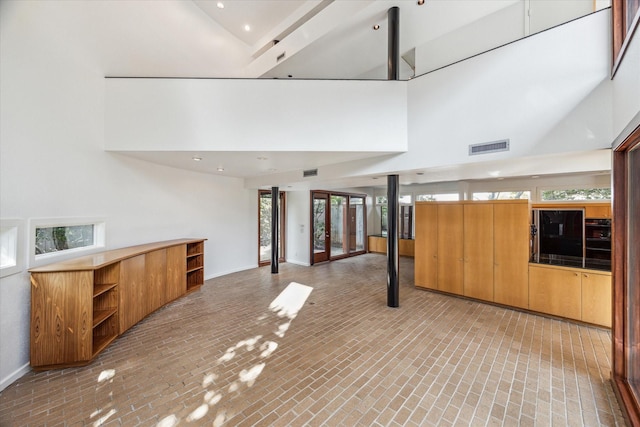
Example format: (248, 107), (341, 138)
(469, 139), (510, 156)
(303, 168), (318, 178)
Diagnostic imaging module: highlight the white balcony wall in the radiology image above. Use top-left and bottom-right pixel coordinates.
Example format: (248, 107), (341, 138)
(403, 9), (612, 174)
(105, 79), (408, 153)
(612, 20), (640, 137)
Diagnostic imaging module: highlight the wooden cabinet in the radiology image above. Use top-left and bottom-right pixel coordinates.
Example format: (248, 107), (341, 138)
(29, 238), (205, 370)
(437, 203), (464, 295)
(119, 254), (146, 333)
(463, 203), (494, 301)
(367, 236), (415, 257)
(415, 203), (438, 290)
(415, 200), (529, 303)
(529, 264), (582, 320)
(493, 203), (530, 309)
(581, 271), (612, 327)
(166, 244), (187, 302)
(528, 264), (611, 326)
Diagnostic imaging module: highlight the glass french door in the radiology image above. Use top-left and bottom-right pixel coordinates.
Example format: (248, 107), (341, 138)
(258, 190), (286, 266)
(349, 196), (365, 254)
(311, 191), (366, 264)
(612, 124), (640, 424)
(312, 193), (330, 263)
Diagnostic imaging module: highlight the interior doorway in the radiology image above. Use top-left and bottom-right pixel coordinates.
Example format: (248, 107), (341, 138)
(258, 190), (286, 267)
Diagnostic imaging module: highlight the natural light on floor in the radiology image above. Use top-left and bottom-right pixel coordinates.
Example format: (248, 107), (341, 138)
(154, 281), (313, 427)
(88, 282), (313, 427)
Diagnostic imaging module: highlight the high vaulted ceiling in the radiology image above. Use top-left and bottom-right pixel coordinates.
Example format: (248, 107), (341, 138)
(10, 0), (606, 188)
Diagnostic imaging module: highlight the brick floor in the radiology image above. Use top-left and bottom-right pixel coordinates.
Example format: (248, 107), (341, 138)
(0, 254), (626, 426)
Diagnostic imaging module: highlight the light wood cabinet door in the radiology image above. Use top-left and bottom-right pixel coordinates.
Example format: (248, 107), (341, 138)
(494, 203), (530, 309)
(529, 265), (581, 320)
(463, 203), (494, 301)
(146, 249), (167, 313)
(581, 272), (611, 327)
(119, 255), (146, 333)
(437, 204), (464, 295)
(30, 271), (93, 367)
(415, 203), (438, 289)
(166, 244), (186, 302)
(368, 236), (386, 254)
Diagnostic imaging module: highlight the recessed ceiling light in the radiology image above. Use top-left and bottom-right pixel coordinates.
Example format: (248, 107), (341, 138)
(257, 156), (268, 160)
(217, 167), (224, 172)
(216, 2), (224, 9)
(416, 172), (424, 175)
(531, 175), (540, 179)
(372, 177), (379, 180)
(244, 24), (251, 32)
(192, 156), (202, 161)
(417, 0), (425, 5)
(373, 24), (380, 30)
(268, 168), (277, 172)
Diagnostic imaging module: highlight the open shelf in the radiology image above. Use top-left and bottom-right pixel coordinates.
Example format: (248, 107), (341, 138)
(92, 334), (117, 358)
(93, 283), (117, 298)
(93, 308), (117, 328)
(186, 242), (204, 292)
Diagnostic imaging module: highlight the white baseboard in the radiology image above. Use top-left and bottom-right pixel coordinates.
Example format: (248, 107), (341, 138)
(0, 363), (30, 392)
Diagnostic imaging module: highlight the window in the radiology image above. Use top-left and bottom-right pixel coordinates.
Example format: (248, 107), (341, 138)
(29, 218), (105, 266)
(416, 193), (460, 201)
(541, 188), (611, 201)
(375, 196), (387, 205)
(1, 219), (24, 278)
(473, 191), (531, 201)
(399, 194), (412, 204)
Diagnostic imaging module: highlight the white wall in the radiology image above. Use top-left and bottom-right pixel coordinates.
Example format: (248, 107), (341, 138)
(105, 78), (408, 153)
(0, 1), (257, 391)
(285, 191), (311, 266)
(406, 10), (611, 171)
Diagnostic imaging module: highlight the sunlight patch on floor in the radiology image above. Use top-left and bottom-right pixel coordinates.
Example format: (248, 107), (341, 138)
(156, 281), (313, 426)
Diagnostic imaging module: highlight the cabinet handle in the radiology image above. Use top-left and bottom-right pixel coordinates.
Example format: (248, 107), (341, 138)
(583, 274), (589, 278)
(574, 273), (579, 277)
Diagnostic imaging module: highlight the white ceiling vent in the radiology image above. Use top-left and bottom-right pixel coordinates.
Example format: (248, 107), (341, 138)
(469, 139), (510, 156)
(303, 168), (318, 178)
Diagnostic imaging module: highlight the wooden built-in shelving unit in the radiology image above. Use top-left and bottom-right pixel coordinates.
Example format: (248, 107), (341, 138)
(29, 238), (206, 370)
(186, 241), (204, 293)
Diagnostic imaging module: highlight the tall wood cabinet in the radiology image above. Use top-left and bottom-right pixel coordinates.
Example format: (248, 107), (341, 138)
(463, 203), (494, 301)
(29, 239), (205, 370)
(415, 200), (530, 305)
(437, 203), (464, 295)
(493, 203), (530, 309)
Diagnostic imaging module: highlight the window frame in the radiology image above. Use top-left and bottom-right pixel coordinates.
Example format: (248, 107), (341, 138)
(0, 219), (25, 278)
(612, 0), (640, 76)
(28, 217), (106, 268)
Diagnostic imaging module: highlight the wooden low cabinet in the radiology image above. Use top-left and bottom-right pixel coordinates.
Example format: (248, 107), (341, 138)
(29, 238), (205, 370)
(528, 264), (611, 327)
